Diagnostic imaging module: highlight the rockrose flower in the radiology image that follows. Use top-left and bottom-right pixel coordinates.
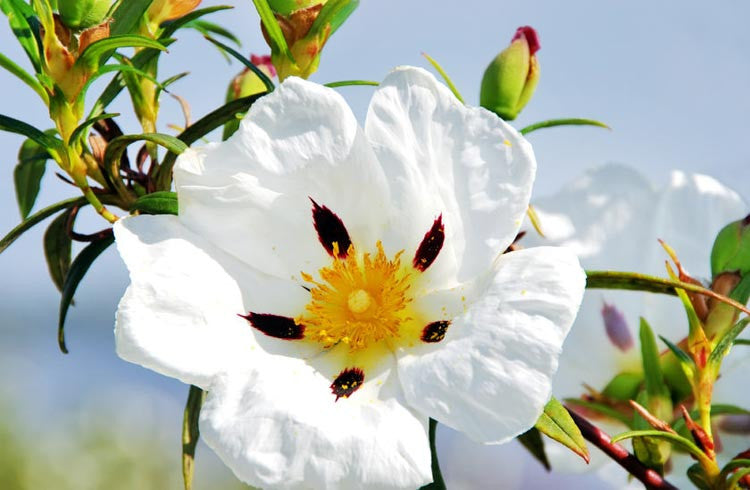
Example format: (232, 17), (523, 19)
(113, 66), (586, 489)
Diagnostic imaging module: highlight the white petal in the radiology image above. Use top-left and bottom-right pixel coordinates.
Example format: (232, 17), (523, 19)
(365, 66), (536, 284)
(175, 77), (391, 279)
(199, 352), (431, 489)
(114, 215), (307, 389)
(397, 246), (585, 443)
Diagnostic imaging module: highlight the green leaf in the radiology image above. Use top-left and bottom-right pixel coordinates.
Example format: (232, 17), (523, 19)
(307, 0), (358, 40)
(726, 467), (750, 489)
(0, 0), (42, 72)
(76, 35), (166, 69)
(188, 19), (241, 46)
(182, 385), (205, 490)
(418, 419), (446, 490)
(639, 318), (669, 399)
(422, 52), (464, 104)
(155, 93), (265, 190)
(708, 317), (750, 368)
(43, 208), (73, 293)
(131, 191), (178, 215)
(735, 339), (750, 346)
(58, 232), (114, 353)
(69, 112), (119, 146)
(517, 428), (550, 471)
(610, 430), (706, 461)
(110, 0), (153, 36)
(719, 458), (750, 481)
(14, 134), (54, 218)
(324, 79), (379, 88)
(686, 463), (711, 490)
(251, 0), (293, 60)
(0, 51), (48, 103)
(159, 5), (233, 39)
(203, 35), (275, 92)
(77, 63), (163, 105)
(0, 197), (87, 255)
(535, 397), (590, 463)
(519, 118), (611, 136)
(564, 398), (633, 427)
(658, 335), (693, 366)
(601, 372), (643, 402)
(0, 114), (63, 151)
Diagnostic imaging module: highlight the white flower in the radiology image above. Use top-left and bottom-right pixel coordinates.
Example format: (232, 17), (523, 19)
(113, 66), (585, 489)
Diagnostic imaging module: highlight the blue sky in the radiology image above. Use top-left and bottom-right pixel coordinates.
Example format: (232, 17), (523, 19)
(1, 0), (749, 487)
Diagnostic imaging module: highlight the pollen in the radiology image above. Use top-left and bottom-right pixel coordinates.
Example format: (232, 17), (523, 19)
(299, 241), (413, 350)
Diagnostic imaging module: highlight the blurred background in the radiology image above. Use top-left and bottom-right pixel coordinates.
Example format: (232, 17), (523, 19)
(1, 0), (749, 488)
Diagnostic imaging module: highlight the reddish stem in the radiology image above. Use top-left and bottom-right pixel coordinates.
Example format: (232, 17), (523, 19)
(567, 408), (678, 490)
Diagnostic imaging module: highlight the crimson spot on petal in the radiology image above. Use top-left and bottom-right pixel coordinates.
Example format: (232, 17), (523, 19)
(413, 215), (445, 271)
(311, 198), (351, 258)
(330, 367), (364, 401)
(240, 312), (305, 340)
(421, 320), (450, 343)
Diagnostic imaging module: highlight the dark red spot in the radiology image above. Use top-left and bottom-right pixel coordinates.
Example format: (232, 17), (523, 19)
(512, 26), (540, 55)
(240, 312), (305, 340)
(330, 367), (364, 401)
(413, 215), (444, 272)
(310, 198), (351, 258)
(421, 321), (450, 343)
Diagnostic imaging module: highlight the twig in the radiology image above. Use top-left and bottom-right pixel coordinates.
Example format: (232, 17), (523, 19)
(567, 408), (678, 489)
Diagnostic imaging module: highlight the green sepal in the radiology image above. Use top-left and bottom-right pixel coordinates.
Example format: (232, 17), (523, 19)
(131, 191), (178, 216)
(534, 397), (589, 463)
(601, 371), (643, 402)
(43, 208), (74, 293)
(517, 427), (550, 471)
(710, 216), (750, 277)
(58, 232), (114, 353)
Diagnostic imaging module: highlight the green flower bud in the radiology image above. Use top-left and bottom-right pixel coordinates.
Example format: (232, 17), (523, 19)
(710, 215), (750, 277)
(58, 0), (111, 29)
(480, 26), (540, 121)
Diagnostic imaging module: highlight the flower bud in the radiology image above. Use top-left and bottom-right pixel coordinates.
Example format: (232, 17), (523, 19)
(710, 215), (750, 277)
(57, 0), (111, 30)
(223, 55), (277, 139)
(147, 0), (201, 29)
(480, 26), (540, 121)
(268, 0), (322, 16)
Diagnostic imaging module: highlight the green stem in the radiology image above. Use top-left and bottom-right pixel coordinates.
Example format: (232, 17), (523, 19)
(419, 419), (446, 490)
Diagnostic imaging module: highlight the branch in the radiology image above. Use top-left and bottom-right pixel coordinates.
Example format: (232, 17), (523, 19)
(566, 408), (678, 490)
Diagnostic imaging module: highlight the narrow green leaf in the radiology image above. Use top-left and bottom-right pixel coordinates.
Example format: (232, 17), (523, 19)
(77, 63), (163, 105)
(658, 335), (694, 366)
(535, 397), (590, 463)
(203, 35), (274, 92)
(43, 208), (73, 293)
(159, 5), (233, 39)
(520, 118), (611, 136)
(725, 466), (750, 489)
(673, 287), (704, 341)
(0, 51), (47, 103)
(564, 398), (633, 427)
(0, 197), (87, 255)
(182, 385), (205, 490)
(110, 0), (153, 36)
(14, 134), (54, 218)
(422, 52), (464, 104)
(0, 0), (42, 71)
(639, 318), (669, 399)
(58, 232), (115, 353)
(517, 428), (550, 471)
(686, 463), (711, 490)
(610, 430), (706, 460)
(76, 35), (166, 69)
(105, 133), (187, 165)
(156, 93), (265, 190)
(708, 317), (750, 367)
(307, 0), (358, 40)
(734, 339), (750, 346)
(418, 419), (446, 490)
(0, 114), (62, 151)
(69, 112), (119, 146)
(324, 79), (379, 88)
(719, 458), (750, 481)
(251, 0), (293, 60)
(131, 191), (178, 216)
(187, 19), (241, 46)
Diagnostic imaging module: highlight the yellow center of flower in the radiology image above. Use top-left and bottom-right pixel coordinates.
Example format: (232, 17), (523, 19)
(299, 242), (414, 350)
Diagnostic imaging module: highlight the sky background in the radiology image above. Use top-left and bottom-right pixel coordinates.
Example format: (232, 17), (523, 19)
(1, 0), (750, 488)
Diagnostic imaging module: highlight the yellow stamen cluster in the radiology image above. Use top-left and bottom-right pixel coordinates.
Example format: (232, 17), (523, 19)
(299, 242), (413, 350)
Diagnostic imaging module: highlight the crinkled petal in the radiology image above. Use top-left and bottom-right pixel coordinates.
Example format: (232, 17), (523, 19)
(199, 351), (431, 490)
(114, 215), (308, 389)
(365, 66), (536, 285)
(397, 246), (585, 443)
(176, 77), (391, 279)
